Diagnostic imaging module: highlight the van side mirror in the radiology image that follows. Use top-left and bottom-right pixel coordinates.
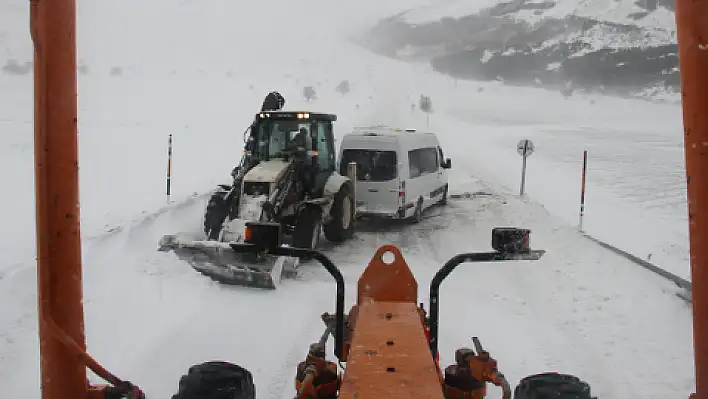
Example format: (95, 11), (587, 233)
(442, 158), (451, 169)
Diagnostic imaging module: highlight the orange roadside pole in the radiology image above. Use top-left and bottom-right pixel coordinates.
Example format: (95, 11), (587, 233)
(31, 0), (89, 398)
(675, 0), (708, 397)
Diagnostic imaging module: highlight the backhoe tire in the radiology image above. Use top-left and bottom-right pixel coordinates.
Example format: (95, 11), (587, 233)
(324, 185), (355, 242)
(293, 206), (321, 250)
(514, 372), (593, 399)
(172, 361), (256, 399)
(204, 189), (230, 240)
(438, 184), (448, 206)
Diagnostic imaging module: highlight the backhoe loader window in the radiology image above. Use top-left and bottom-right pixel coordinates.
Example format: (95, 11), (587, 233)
(256, 121), (311, 159)
(340, 149), (397, 181)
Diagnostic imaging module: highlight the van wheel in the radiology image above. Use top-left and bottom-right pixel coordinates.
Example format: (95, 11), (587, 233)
(324, 185), (355, 242)
(438, 184), (448, 206)
(411, 199), (423, 224)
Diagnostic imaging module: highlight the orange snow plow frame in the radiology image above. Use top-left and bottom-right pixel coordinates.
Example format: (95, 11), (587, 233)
(295, 245), (446, 399)
(291, 239), (540, 399)
(31, 0), (707, 397)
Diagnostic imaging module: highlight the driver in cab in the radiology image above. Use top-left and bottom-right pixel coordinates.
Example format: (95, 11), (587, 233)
(288, 127), (309, 155)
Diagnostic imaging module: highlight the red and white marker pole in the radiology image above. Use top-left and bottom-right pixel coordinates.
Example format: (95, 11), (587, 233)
(166, 134), (173, 202)
(579, 150), (587, 232)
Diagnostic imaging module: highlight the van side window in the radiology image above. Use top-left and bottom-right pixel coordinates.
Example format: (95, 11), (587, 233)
(421, 147), (438, 173)
(340, 149), (397, 181)
(438, 147), (445, 166)
(408, 147), (438, 178)
(409, 150), (421, 178)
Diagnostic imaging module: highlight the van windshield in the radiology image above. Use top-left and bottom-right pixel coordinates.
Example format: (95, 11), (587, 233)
(340, 149), (397, 182)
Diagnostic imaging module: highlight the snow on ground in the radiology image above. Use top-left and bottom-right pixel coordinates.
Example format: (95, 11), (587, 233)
(512, 0), (674, 28)
(635, 6), (677, 29)
(536, 22), (675, 57)
(398, 0), (678, 52)
(323, 68), (690, 280)
(86, 176), (695, 399)
(400, 0), (678, 35)
(0, 2), (28, 58)
(424, 78), (690, 280)
(0, 0), (696, 397)
(400, 0), (502, 25)
(0, 160), (695, 399)
(0, 0), (420, 275)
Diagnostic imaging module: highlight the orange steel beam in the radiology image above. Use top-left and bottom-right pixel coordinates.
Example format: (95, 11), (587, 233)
(338, 301), (444, 399)
(31, 0), (88, 398)
(337, 246), (443, 399)
(675, 1), (708, 398)
(357, 245), (418, 304)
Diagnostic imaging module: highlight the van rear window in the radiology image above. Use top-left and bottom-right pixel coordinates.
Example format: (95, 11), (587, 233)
(340, 150), (397, 182)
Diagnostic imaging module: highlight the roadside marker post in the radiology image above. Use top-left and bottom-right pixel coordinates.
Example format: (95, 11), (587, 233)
(517, 139), (535, 196)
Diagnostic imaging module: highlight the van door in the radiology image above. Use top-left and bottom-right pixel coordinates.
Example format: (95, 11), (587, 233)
(437, 146), (448, 193)
(408, 147), (442, 209)
(339, 149), (400, 216)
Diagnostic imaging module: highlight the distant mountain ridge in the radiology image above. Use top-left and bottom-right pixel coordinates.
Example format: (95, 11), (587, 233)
(360, 0), (679, 101)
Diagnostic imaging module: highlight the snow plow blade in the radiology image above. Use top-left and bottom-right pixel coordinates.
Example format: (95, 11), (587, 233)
(158, 233), (299, 289)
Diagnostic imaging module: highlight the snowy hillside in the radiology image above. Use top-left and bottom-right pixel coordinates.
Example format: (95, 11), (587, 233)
(361, 0), (679, 100)
(0, 0), (695, 398)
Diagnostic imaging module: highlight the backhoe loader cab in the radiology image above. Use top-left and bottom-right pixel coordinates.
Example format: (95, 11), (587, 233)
(248, 112), (337, 172)
(238, 111), (345, 220)
(158, 110), (357, 289)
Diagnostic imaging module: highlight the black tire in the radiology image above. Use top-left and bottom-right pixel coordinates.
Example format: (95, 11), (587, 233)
(438, 184), (448, 206)
(293, 206), (322, 250)
(323, 185), (355, 242)
(514, 373), (593, 399)
(172, 361), (256, 399)
(204, 189), (230, 240)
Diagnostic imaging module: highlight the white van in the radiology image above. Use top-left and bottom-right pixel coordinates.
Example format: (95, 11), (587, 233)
(338, 126), (452, 223)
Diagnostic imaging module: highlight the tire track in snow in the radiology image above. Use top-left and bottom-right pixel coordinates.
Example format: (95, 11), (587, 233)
(265, 308), (324, 399)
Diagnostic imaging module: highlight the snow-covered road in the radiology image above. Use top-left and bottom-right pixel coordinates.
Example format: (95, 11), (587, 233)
(0, 172), (694, 398)
(0, 0), (695, 397)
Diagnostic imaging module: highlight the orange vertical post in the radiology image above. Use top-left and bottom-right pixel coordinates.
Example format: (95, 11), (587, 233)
(31, 0), (88, 398)
(675, 1), (708, 398)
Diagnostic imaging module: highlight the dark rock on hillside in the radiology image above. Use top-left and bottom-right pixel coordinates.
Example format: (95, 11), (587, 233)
(360, 0), (679, 99)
